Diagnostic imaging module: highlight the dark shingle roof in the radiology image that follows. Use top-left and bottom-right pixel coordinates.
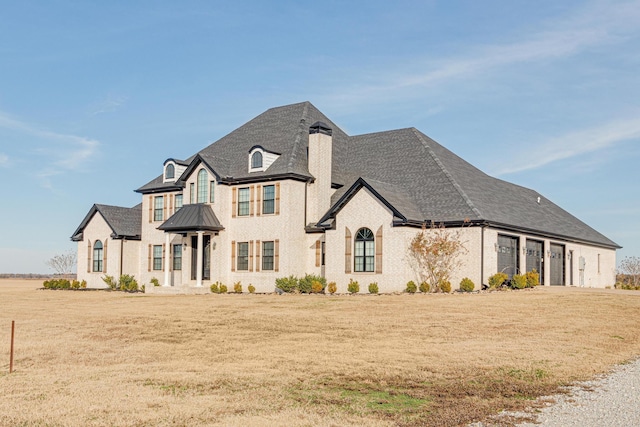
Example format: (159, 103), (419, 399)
(157, 204), (223, 232)
(71, 204), (142, 241)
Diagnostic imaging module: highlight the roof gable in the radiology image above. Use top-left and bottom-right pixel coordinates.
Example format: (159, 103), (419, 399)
(71, 204), (141, 241)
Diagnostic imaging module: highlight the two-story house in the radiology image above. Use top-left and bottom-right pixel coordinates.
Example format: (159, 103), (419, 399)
(71, 102), (620, 292)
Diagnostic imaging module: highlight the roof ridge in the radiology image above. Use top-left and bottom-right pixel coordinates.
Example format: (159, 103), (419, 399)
(286, 102), (310, 171)
(411, 128), (482, 219)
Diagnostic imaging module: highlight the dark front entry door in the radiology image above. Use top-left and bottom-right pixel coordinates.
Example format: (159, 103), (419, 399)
(497, 235), (519, 278)
(549, 243), (565, 286)
(191, 235), (211, 280)
(525, 239), (543, 284)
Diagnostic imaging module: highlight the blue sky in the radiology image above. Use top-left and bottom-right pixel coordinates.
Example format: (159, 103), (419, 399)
(0, 0), (638, 273)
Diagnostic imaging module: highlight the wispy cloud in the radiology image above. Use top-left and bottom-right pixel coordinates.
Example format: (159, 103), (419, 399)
(0, 110), (100, 188)
(0, 153), (8, 167)
(89, 93), (128, 115)
(495, 116), (640, 175)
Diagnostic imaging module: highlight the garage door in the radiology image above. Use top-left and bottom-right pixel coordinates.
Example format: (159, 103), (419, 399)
(497, 235), (519, 278)
(549, 243), (565, 286)
(525, 239), (543, 284)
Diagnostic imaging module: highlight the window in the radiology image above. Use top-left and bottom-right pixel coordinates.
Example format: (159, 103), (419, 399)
(190, 183), (195, 204)
(238, 187), (250, 216)
(210, 181), (215, 203)
(175, 194), (183, 211)
(251, 151), (263, 169)
(237, 242), (249, 270)
(93, 240), (103, 272)
(173, 244), (182, 271)
(154, 196), (163, 221)
(263, 185), (275, 214)
(197, 169), (208, 203)
(153, 245), (163, 271)
(354, 228), (374, 272)
(165, 164), (175, 180)
(262, 241), (274, 270)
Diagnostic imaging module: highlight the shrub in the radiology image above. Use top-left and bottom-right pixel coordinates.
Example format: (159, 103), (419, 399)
(80, 280), (87, 289)
(120, 274), (138, 292)
(220, 284), (228, 293)
(460, 277), (475, 292)
(248, 284), (255, 294)
(347, 279), (359, 294)
(368, 282), (379, 294)
(488, 272), (508, 289)
(510, 274), (526, 290)
(327, 282), (337, 294)
(419, 281), (430, 293)
(71, 280), (80, 290)
(210, 282), (220, 293)
(439, 280), (452, 293)
(233, 282), (242, 294)
(299, 274), (326, 294)
(102, 275), (118, 290)
(405, 280), (417, 293)
(275, 275), (298, 293)
(311, 280), (324, 294)
(525, 269), (540, 288)
(150, 277), (160, 287)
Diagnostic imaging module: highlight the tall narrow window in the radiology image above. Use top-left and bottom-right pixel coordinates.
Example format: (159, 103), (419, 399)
(263, 185), (275, 214)
(190, 183), (195, 204)
(238, 187), (250, 216)
(237, 242), (249, 270)
(173, 244), (182, 270)
(175, 194), (183, 211)
(262, 241), (274, 270)
(153, 245), (163, 271)
(154, 196), (164, 221)
(251, 151), (263, 169)
(93, 240), (103, 272)
(197, 169), (208, 203)
(354, 228), (374, 272)
(165, 164), (175, 180)
(210, 181), (215, 203)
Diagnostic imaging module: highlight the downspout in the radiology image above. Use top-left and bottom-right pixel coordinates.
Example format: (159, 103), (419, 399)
(120, 239), (124, 277)
(480, 224), (486, 288)
(304, 181), (308, 228)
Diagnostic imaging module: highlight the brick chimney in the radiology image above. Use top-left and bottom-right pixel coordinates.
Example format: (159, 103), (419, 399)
(307, 121), (333, 225)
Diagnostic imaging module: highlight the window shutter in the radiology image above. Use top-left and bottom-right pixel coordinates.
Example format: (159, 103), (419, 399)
(250, 185), (255, 216)
(163, 195), (167, 220)
(232, 188), (237, 218)
(148, 196), (153, 223)
(274, 239), (280, 272)
(255, 240), (261, 272)
(231, 241), (236, 272)
(315, 240), (321, 267)
(256, 185), (262, 216)
(87, 240), (91, 273)
(249, 240), (254, 271)
(162, 243), (166, 271)
(170, 194), (174, 215)
(345, 227), (352, 274)
(103, 240), (108, 273)
(275, 182), (280, 215)
(147, 244), (152, 272)
(376, 226), (383, 274)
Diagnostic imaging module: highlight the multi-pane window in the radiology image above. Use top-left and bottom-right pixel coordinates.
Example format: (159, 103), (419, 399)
(263, 185), (275, 214)
(173, 244), (182, 271)
(154, 196), (164, 221)
(175, 194), (183, 211)
(251, 151), (263, 169)
(237, 242), (249, 270)
(262, 241), (274, 270)
(197, 169), (208, 203)
(153, 245), (163, 271)
(238, 187), (250, 216)
(210, 181), (215, 203)
(165, 164), (175, 179)
(93, 240), (103, 272)
(190, 183), (195, 204)
(354, 228), (374, 272)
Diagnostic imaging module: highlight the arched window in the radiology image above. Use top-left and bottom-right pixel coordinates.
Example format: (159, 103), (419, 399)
(93, 240), (103, 272)
(354, 228), (374, 272)
(197, 169), (208, 203)
(251, 151), (263, 169)
(165, 164), (175, 180)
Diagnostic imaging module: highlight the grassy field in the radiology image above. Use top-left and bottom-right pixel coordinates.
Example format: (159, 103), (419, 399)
(1, 280), (640, 426)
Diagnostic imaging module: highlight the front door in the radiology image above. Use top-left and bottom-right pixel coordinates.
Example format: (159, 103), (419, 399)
(549, 243), (565, 286)
(191, 235), (211, 281)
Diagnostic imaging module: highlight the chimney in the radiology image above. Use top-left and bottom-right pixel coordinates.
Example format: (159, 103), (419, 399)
(307, 121), (333, 225)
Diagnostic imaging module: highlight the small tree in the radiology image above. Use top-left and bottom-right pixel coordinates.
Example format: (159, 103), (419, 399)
(619, 256), (640, 288)
(46, 250), (77, 279)
(408, 222), (468, 292)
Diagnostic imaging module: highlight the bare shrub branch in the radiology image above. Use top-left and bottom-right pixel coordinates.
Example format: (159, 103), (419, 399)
(46, 250), (77, 278)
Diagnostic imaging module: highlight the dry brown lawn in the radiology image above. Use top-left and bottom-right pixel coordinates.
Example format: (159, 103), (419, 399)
(1, 279), (640, 426)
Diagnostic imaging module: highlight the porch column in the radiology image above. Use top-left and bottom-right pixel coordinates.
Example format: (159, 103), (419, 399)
(163, 233), (171, 287)
(196, 231), (204, 287)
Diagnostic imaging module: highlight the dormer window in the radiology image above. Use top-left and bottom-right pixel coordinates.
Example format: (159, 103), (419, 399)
(251, 151), (263, 169)
(165, 164), (175, 180)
